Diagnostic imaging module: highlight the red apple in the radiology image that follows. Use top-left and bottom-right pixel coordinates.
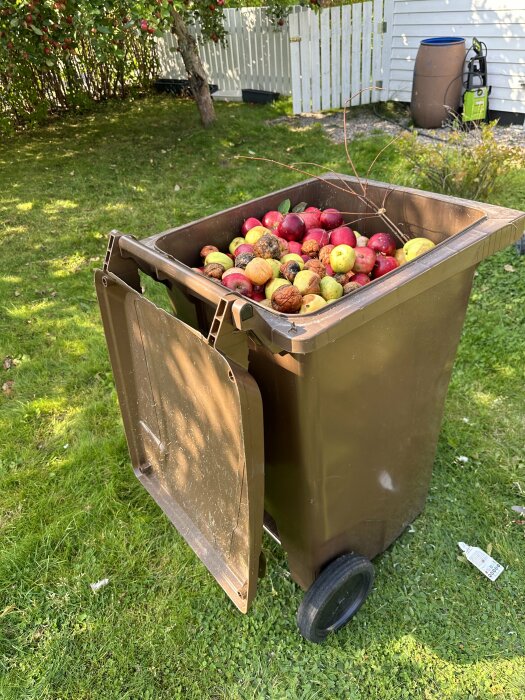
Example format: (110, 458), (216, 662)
(288, 241), (303, 255)
(305, 206), (322, 215)
(298, 210), (321, 230)
(251, 290), (266, 302)
(367, 232), (396, 257)
(277, 213), (306, 242)
(330, 226), (356, 248)
(222, 272), (253, 296)
(233, 243), (254, 257)
(277, 237), (289, 254)
(372, 255), (399, 279)
(241, 217), (262, 236)
(262, 210), (284, 231)
(303, 228), (330, 248)
(350, 272), (371, 286)
(352, 246), (376, 274)
(301, 254), (310, 263)
(325, 264), (334, 276)
(320, 208), (344, 230)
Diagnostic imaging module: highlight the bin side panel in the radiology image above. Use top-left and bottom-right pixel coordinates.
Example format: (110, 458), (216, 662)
(251, 267), (476, 589)
(95, 271), (264, 612)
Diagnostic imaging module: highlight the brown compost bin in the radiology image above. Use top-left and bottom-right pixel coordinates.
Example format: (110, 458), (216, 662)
(95, 175), (525, 643)
(411, 37), (466, 128)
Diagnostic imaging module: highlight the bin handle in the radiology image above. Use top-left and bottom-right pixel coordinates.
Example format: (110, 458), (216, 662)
(104, 232), (269, 368)
(116, 233), (227, 308)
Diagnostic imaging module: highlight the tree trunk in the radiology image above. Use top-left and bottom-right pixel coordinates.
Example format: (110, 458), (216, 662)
(170, 10), (215, 128)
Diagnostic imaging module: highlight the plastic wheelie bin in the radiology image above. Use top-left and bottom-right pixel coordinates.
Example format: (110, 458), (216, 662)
(95, 175), (524, 643)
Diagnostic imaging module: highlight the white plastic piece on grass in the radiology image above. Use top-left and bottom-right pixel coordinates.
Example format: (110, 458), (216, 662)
(456, 455), (469, 463)
(90, 578), (109, 592)
(512, 506), (525, 515)
(458, 543), (504, 581)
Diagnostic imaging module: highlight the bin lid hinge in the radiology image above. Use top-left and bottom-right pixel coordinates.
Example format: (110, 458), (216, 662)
(207, 295), (250, 369)
(103, 231), (141, 291)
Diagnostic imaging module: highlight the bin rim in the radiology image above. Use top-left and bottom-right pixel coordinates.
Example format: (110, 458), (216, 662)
(420, 37), (465, 46)
(141, 174), (525, 355)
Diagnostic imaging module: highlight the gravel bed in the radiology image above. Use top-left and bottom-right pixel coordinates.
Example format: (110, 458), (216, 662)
(270, 109), (525, 149)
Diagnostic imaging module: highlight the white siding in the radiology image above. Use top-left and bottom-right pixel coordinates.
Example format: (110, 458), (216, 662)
(388, 0), (525, 114)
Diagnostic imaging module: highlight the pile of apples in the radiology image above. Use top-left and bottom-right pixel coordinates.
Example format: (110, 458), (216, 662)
(193, 204), (435, 315)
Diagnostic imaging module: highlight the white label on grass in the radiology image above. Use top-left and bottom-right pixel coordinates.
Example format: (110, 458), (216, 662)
(90, 578), (109, 592)
(458, 543), (504, 581)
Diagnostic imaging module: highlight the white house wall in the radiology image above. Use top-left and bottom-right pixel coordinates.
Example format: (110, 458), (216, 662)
(388, 0), (525, 113)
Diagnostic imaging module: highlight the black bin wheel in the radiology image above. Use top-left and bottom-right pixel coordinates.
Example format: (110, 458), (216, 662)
(297, 553), (374, 643)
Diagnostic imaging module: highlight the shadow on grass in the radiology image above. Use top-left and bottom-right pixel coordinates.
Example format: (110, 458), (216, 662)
(1, 95), (524, 698)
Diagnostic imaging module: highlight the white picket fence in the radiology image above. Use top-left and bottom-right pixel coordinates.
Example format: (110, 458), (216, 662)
(289, 1), (393, 113)
(157, 3), (393, 113)
(157, 7), (300, 99)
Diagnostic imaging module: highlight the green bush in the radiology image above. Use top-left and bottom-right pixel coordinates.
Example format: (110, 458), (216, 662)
(398, 120), (524, 201)
(0, 1), (165, 133)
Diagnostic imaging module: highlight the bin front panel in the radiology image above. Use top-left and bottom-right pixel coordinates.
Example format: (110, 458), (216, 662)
(95, 270), (264, 612)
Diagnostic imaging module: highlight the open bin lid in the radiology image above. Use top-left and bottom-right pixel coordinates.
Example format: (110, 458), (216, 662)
(95, 269), (264, 612)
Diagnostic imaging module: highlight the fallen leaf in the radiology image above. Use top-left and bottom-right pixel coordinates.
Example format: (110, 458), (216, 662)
(504, 264), (516, 273)
(2, 357), (13, 370)
(174, 184), (181, 192)
(2, 380), (14, 397)
(14, 290), (20, 297)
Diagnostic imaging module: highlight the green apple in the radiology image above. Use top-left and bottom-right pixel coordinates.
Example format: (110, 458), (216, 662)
(330, 244), (356, 273)
(280, 253), (304, 268)
(294, 270), (321, 296)
(299, 294), (327, 314)
(320, 276), (343, 301)
(267, 258), (281, 278)
(229, 236), (245, 255)
(245, 226), (271, 245)
(265, 278), (290, 299)
(205, 251), (233, 270)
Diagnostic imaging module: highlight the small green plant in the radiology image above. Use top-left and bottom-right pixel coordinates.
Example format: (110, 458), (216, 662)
(398, 120), (523, 201)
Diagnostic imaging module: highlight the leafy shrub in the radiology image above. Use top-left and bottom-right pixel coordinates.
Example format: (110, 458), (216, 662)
(0, 0), (236, 133)
(398, 120), (523, 201)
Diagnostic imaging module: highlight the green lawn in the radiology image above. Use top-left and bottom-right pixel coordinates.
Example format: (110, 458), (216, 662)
(1, 96), (524, 699)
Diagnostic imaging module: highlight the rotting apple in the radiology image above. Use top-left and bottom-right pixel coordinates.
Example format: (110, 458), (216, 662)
(265, 278), (290, 299)
(233, 243), (254, 257)
(245, 226), (271, 245)
(280, 253), (304, 268)
(293, 270), (321, 296)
